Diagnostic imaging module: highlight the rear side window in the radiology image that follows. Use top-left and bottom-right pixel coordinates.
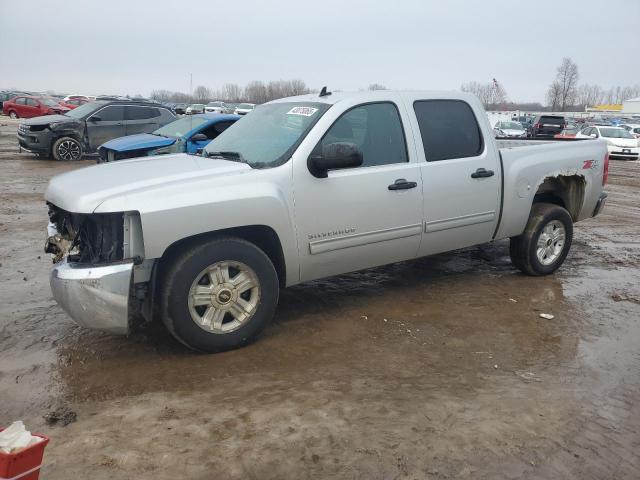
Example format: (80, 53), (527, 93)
(26, 98), (39, 106)
(413, 100), (483, 162)
(319, 102), (408, 168)
(92, 105), (125, 122)
(126, 106), (160, 120)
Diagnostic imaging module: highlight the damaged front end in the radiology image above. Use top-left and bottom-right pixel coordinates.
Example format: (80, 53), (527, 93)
(46, 203), (141, 335)
(45, 204), (125, 264)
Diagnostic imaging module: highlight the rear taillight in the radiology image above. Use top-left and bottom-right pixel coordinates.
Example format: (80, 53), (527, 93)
(603, 153), (609, 186)
(534, 123), (541, 129)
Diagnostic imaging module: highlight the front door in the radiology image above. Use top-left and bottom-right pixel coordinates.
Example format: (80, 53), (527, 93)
(293, 101), (423, 282)
(86, 105), (126, 150)
(403, 96), (501, 256)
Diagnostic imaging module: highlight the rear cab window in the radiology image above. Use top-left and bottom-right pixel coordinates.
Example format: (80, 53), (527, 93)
(413, 100), (484, 161)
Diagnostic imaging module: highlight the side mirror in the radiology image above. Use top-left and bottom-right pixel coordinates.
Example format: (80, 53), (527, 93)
(308, 142), (363, 178)
(190, 133), (208, 142)
(89, 116), (101, 122)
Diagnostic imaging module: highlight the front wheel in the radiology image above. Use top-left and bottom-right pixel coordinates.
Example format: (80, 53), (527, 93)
(160, 237), (279, 352)
(52, 136), (83, 161)
(510, 203), (573, 276)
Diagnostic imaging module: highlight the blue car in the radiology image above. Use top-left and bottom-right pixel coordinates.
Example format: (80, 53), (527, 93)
(97, 113), (239, 162)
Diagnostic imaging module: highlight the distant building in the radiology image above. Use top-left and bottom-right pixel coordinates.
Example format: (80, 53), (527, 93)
(622, 98), (640, 114)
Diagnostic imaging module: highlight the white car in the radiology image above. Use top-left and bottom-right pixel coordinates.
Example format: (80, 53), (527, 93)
(186, 104), (206, 115)
(234, 103), (256, 115)
(577, 125), (639, 160)
(494, 121), (526, 137)
(620, 124), (640, 139)
(205, 101), (227, 114)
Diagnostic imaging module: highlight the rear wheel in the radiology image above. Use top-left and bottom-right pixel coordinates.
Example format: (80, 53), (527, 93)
(9, 111), (18, 119)
(52, 137), (83, 161)
(160, 237), (279, 352)
(510, 203), (573, 276)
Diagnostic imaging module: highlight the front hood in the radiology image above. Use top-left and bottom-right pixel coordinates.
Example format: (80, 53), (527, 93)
(608, 138), (638, 148)
(24, 114), (77, 126)
(504, 129), (525, 136)
(100, 133), (176, 152)
(45, 153), (252, 214)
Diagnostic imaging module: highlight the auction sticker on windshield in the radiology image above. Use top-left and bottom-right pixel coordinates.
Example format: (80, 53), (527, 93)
(287, 106), (318, 116)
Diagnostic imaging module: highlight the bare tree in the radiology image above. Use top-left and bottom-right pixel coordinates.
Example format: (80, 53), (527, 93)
(368, 83), (387, 91)
(219, 83), (242, 103)
(244, 81), (268, 104)
(461, 79), (508, 109)
(553, 57), (579, 110)
(546, 81), (562, 111)
(576, 84), (604, 108)
(192, 85), (211, 103)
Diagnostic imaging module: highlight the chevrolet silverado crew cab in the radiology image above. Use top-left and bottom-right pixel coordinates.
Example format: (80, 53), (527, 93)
(44, 90), (609, 352)
(19, 100), (175, 161)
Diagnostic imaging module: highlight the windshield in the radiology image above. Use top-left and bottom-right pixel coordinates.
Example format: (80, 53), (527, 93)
(203, 102), (330, 168)
(64, 101), (105, 119)
(499, 122), (524, 130)
(154, 116), (209, 138)
(600, 128), (635, 139)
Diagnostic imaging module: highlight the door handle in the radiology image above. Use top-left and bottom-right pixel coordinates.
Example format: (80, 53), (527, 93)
(388, 178), (417, 190)
(471, 168), (494, 179)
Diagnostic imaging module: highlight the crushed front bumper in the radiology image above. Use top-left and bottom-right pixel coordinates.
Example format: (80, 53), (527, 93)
(50, 258), (133, 335)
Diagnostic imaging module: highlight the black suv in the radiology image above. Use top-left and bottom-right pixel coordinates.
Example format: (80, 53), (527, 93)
(17, 100), (176, 160)
(528, 115), (566, 139)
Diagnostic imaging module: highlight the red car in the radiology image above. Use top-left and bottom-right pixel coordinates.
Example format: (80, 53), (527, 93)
(2, 95), (69, 119)
(58, 98), (89, 110)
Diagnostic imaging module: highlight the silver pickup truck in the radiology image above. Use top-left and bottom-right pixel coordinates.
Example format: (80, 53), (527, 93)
(44, 90), (609, 352)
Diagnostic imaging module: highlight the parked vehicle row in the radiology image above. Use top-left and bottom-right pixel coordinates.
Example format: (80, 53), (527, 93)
(98, 113), (239, 162)
(43, 90), (609, 352)
(18, 100), (175, 160)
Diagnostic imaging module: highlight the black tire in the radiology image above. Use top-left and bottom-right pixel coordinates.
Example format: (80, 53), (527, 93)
(9, 111), (18, 119)
(52, 136), (83, 161)
(160, 237), (279, 352)
(509, 203), (573, 276)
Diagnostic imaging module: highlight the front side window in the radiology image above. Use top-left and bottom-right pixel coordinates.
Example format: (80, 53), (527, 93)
(92, 105), (125, 122)
(414, 100), (483, 161)
(16, 97), (26, 105)
(318, 102), (408, 167)
(25, 98), (39, 106)
(203, 102), (330, 168)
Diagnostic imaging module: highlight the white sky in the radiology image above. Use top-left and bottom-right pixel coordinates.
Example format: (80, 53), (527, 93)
(1, 0), (638, 103)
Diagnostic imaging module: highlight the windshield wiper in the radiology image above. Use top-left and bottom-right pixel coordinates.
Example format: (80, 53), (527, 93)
(205, 151), (246, 163)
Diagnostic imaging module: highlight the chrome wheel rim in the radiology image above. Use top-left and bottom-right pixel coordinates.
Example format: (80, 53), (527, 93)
(57, 140), (81, 160)
(188, 261), (261, 334)
(536, 220), (565, 266)
(9, 112), (17, 119)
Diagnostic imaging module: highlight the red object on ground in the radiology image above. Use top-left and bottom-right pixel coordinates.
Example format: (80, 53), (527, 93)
(0, 430), (49, 480)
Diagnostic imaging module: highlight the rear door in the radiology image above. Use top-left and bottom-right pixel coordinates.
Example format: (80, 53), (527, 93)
(403, 95), (501, 256)
(124, 106), (162, 135)
(86, 105), (126, 150)
(23, 98), (41, 118)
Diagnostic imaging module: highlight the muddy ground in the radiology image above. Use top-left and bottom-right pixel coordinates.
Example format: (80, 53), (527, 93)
(0, 116), (638, 479)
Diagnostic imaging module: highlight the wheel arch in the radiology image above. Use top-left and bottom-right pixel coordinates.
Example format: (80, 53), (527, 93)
(532, 174), (585, 221)
(158, 225), (287, 288)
